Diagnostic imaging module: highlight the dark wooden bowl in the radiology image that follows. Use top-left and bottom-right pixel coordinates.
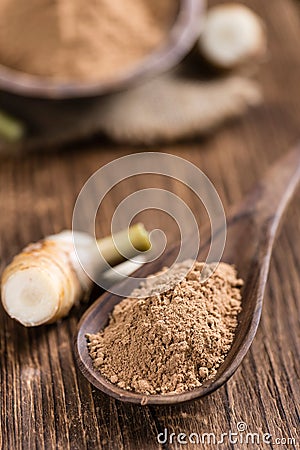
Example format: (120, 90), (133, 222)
(0, 0), (206, 100)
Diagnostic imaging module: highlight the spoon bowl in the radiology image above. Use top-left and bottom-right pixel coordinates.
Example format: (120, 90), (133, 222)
(75, 146), (300, 405)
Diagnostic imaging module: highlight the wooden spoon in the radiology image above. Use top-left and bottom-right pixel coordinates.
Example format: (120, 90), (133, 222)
(74, 146), (300, 405)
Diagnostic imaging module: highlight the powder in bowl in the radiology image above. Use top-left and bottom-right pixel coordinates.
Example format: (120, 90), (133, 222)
(0, 0), (176, 82)
(86, 261), (243, 395)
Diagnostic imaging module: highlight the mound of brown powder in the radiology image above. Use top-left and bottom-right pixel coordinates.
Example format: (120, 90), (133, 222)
(0, 0), (176, 82)
(87, 261), (243, 395)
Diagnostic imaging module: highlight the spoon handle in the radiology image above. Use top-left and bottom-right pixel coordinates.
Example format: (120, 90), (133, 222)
(237, 144), (300, 239)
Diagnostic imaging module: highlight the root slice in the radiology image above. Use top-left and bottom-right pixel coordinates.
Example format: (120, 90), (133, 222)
(199, 4), (267, 70)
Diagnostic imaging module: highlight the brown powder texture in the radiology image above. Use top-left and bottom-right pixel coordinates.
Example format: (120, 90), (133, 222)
(87, 261), (243, 395)
(0, 0), (175, 82)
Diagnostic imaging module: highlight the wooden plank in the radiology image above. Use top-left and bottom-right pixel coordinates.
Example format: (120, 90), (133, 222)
(0, 0), (299, 448)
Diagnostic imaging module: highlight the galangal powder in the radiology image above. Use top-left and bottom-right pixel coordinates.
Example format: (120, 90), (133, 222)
(0, 0), (176, 82)
(87, 261), (243, 395)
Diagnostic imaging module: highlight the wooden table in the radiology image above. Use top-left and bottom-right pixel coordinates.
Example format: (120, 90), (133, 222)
(0, 0), (299, 448)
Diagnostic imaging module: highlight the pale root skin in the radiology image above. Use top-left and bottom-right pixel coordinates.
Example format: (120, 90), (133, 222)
(1, 224), (150, 327)
(199, 4), (266, 70)
(1, 239), (82, 326)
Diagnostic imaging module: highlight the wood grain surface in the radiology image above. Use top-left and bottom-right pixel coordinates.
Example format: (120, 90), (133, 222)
(0, 0), (300, 449)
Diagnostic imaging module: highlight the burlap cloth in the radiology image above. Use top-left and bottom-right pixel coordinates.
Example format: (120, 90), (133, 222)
(0, 63), (262, 154)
